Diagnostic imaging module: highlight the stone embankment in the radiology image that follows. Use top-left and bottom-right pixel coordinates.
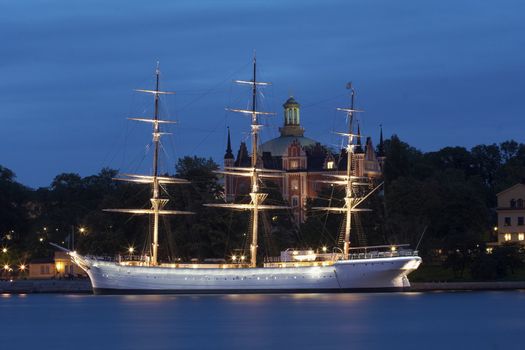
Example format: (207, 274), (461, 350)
(0, 279), (92, 294)
(2, 279), (525, 294)
(410, 281), (525, 292)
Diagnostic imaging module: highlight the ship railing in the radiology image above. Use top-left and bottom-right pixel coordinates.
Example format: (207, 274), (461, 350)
(83, 254), (148, 263)
(84, 255), (118, 262)
(118, 254), (148, 262)
(347, 249), (419, 260)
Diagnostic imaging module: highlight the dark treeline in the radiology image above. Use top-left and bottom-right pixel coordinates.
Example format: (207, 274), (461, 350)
(1, 136), (525, 279)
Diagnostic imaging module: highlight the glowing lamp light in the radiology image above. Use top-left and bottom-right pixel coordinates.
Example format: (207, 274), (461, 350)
(390, 246), (397, 252)
(1, 248), (7, 253)
(128, 247), (135, 254)
(19, 264), (26, 271)
(231, 255), (237, 261)
(55, 262), (65, 273)
(3, 264), (10, 271)
(39, 237), (44, 242)
(322, 246), (327, 253)
(240, 256), (245, 261)
(79, 227), (86, 234)
(493, 226), (498, 231)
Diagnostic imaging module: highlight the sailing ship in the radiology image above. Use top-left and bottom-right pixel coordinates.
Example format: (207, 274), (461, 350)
(57, 58), (421, 294)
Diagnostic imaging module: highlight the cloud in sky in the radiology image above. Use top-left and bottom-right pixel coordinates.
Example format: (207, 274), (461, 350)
(0, 0), (524, 187)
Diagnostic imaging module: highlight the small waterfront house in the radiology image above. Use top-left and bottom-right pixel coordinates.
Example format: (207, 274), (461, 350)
(495, 183), (525, 245)
(29, 251), (86, 279)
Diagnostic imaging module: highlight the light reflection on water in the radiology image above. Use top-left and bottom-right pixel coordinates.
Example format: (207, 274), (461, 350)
(0, 292), (524, 350)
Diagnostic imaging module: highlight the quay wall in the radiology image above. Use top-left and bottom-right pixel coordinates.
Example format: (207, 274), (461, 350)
(1, 279), (525, 294)
(0, 279), (92, 294)
(410, 281), (525, 292)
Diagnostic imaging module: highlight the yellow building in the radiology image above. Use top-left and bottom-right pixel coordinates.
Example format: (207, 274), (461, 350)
(496, 183), (525, 245)
(29, 251), (86, 279)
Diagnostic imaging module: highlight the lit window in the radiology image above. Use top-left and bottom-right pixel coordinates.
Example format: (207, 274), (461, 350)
(291, 179), (299, 191)
(504, 217), (511, 226)
(504, 233), (512, 241)
(326, 161), (334, 169)
(519, 233), (524, 241)
(290, 160), (299, 169)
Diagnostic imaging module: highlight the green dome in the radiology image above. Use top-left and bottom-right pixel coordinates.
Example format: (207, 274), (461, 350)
(283, 97), (299, 108)
(260, 136), (317, 156)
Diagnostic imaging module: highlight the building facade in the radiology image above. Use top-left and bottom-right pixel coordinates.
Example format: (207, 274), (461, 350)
(224, 97), (385, 223)
(29, 251), (86, 279)
(495, 183), (525, 245)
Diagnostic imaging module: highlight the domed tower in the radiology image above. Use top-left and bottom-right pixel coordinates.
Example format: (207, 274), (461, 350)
(279, 97), (304, 137)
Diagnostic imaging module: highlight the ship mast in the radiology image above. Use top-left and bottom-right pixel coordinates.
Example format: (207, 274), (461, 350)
(205, 53), (288, 267)
(104, 63), (194, 266)
(314, 84), (383, 258)
(343, 87), (355, 258)
(249, 55), (261, 268)
(151, 63), (163, 266)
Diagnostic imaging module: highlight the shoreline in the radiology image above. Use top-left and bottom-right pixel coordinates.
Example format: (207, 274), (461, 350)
(410, 281), (525, 292)
(0, 279), (92, 294)
(2, 279), (525, 294)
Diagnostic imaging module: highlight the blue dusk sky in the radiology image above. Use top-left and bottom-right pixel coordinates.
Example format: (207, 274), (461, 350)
(1, 0), (524, 188)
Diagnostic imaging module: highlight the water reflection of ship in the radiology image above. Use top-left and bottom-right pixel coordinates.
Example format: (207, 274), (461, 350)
(57, 56), (421, 294)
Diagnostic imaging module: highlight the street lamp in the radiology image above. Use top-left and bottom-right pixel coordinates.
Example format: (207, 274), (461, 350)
(1, 247), (7, 254)
(128, 247), (135, 260)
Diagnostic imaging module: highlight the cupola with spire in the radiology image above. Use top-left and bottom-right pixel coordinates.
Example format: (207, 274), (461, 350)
(279, 96), (304, 137)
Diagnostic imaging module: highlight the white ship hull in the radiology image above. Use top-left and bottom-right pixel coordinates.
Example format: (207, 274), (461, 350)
(72, 254), (422, 294)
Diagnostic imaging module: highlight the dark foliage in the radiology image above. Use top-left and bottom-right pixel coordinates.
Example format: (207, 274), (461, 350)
(2, 137), (525, 273)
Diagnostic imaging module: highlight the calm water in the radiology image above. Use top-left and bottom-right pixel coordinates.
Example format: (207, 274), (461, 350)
(1, 292), (524, 350)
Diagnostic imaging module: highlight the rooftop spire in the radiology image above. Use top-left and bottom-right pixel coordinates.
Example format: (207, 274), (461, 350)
(355, 122), (364, 154)
(224, 127), (234, 159)
(377, 124), (385, 157)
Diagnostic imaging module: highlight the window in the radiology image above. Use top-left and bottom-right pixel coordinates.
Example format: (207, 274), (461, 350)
(291, 179), (299, 191)
(518, 199), (524, 208)
(519, 233), (525, 241)
(504, 233), (512, 241)
(292, 196), (299, 207)
(519, 217), (524, 226)
(504, 217), (511, 226)
(511, 199), (516, 208)
(326, 160), (334, 169)
(290, 160), (299, 169)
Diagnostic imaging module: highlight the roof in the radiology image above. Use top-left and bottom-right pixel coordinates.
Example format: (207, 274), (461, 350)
(496, 183), (525, 197)
(30, 258), (55, 264)
(283, 96), (299, 107)
(260, 135), (318, 156)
